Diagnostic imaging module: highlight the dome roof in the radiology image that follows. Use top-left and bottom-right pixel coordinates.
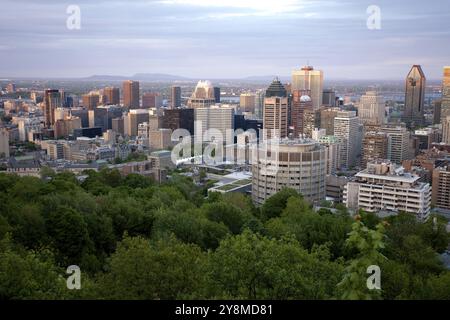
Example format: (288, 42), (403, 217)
(300, 95), (312, 102)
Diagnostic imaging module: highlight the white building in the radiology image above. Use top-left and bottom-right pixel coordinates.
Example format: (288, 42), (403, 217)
(0, 128), (10, 158)
(194, 106), (234, 143)
(252, 138), (327, 205)
(344, 160), (431, 219)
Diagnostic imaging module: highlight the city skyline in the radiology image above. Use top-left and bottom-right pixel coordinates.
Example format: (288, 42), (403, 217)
(1, 0), (450, 80)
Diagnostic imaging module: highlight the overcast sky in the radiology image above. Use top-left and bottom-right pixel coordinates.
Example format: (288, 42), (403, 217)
(1, 0), (449, 80)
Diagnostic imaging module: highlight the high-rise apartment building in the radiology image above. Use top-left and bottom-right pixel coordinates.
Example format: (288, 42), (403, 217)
(291, 65), (323, 109)
(381, 125), (411, 164)
(402, 65), (426, 128)
(252, 138), (327, 205)
(344, 161), (431, 219)
(362, 131), (388, 168)
(334, 111), (361, 168)
(171, 86), (182, 109)
(431, 166), (450, 210)
(358, 91), (385, 125)
(44, 89), (61, 128)
(104, 87), (120, 105)
(123, 80), (140, 109)
(263, 79), (288, 139)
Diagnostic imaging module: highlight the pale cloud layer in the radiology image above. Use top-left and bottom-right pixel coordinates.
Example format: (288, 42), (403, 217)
(0, 0), (449, 79)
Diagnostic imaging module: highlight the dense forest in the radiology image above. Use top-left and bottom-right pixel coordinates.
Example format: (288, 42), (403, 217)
(0, 169), (449, 300)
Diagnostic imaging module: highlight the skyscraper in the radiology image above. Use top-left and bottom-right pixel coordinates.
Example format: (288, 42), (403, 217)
(123, 80), (140, 109)
(263, 79), (288, 139)
(290, 90), (313, 138)
(187, 80), (216, 109)
(402, 65), (426, 128)
(440, 67), (450, 124)
(44, 89), (61, 128)
(443, 116), (450, 144)
(214, 87), (221, 103)
(104, 87), (120, 105)
(357, 91), (385, 126)
(334, 111), (361, 168)
(194, 106), (234, 142)
(82, 93), (100, 110)
(252, 138), (327, 205)
(292, 65), (323, 109)
(381, 125), (412, 164)
(142, 92), (163, 109)
(240, 93), (256, 113)
(171, 86), (182, 109)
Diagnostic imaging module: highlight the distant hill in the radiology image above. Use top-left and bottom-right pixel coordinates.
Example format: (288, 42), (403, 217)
(83, 73), (190, 82)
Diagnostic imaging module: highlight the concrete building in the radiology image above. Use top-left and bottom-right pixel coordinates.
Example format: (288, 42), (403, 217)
(291, 65), (323, 109)
(432, 166), (450, 210)
(381, 125), (412, 164)
(303, 108), (321, 138)
(334, 111), (361, 168)
(149, 129), (173, 150)
(362, 131), (388, 169)
(194, 106), (234, 142)
(344, 160), (431, 219)
(357, 91), (385, 126)
(252, 138), (327, 205)
(326, 175), (349, 203)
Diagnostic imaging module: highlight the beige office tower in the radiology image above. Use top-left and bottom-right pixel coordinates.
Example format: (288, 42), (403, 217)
(104, 87), (120, 105)
(291, 65), (323, 109)
(123, 80), (140, 109)
(240, 93), (256, 113)
(381, 125), (411, 164)
(124, 109), (149, 137)
(194, 106), (235, 143)
(432, 166), (450, 210)
(441, 67), (450, 124)
(334, 111), (361, 168)
(358, 91), (385, 125)
(149, 129), (173, 150)
(188, 80), (216, 109)
(362, 131), (388, 169)
(320, 107), (339, 136)
(443, 116), (450, 144)
(252, 138), (327, 205)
